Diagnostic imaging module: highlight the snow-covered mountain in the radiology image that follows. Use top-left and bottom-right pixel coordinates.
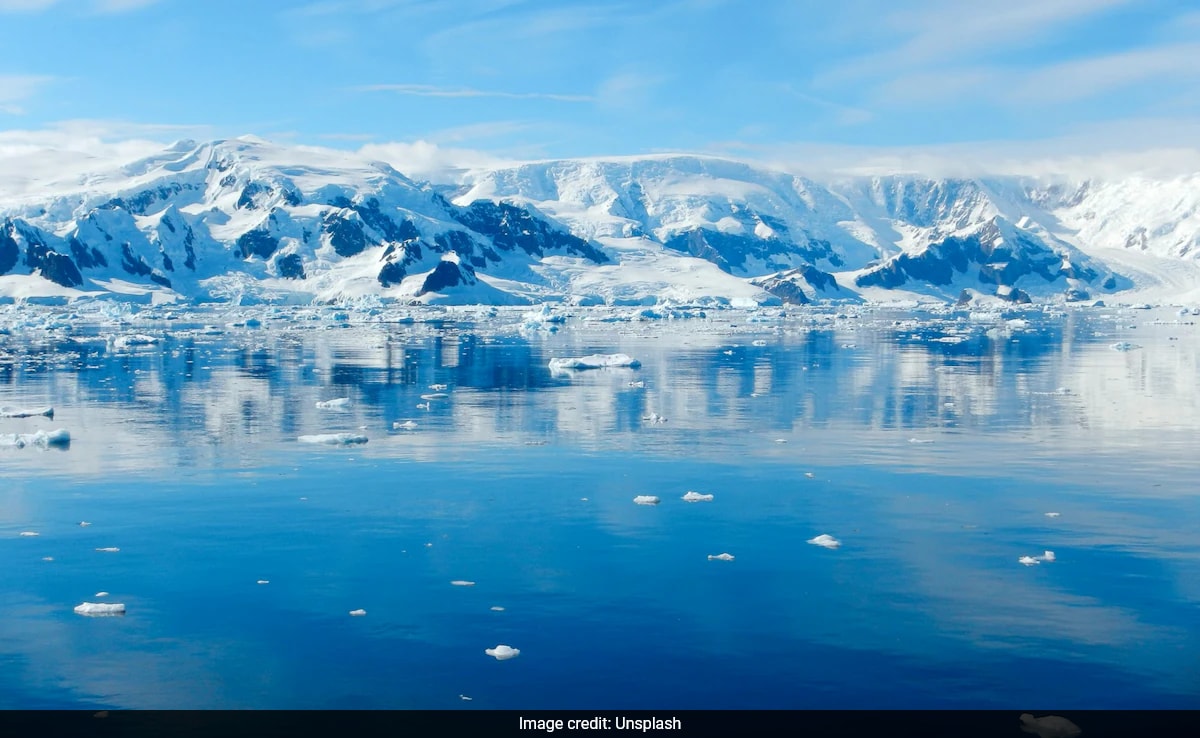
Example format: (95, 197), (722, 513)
(2, 137), (1198, 306)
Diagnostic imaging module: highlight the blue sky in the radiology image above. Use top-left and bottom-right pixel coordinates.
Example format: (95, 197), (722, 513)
(0, 0), (1198, 168)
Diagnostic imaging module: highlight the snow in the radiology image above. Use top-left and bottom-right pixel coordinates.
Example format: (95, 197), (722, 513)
(807, 534), (841, 549)
(298, 433), (368, 445)
(74, 602), (125, 615)
(548, 353), (641, 370)
(0, 406), (54, 418)
(682, 490), (714, 502)
(485, 645), (520, 660)
(633, 495), (661, 505)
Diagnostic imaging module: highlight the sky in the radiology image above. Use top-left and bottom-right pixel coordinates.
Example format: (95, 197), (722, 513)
(0, 0), (1198, 174)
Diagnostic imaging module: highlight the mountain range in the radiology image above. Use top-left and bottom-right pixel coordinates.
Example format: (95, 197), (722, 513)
(2, 136), (1198, 307)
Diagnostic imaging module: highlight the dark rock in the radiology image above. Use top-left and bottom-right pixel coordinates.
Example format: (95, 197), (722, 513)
(664, 228), (834, 274)
(417, 259), (475, 295)
(23, 240), (83, 287)
(276, 253), (305, 280)
(324, 212), (370, 257)
(236, 230), (279, 259)
(451, 201), (607, 263)
(378, 260), (406, 287)
(0, 226), (20, 276)
(236, 181), (269, 210)
(121, 243), (154, 277)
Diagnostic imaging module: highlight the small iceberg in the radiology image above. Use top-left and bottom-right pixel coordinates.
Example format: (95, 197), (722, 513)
(450, 580), (476, 587)
(94, 592), (110, 597)
(95, 547), (120, 553)
(74, 602), (125, 616)
(804, 472), (815, 479)
(682, 491), (713, 502)
(1044, 512), (1061, 518)
(19, 531), (39, 537)
(490, 606), (505, 612)
(349, 609), (367, 616)
(256, 580), (269, 585)
(1019, 550), (1056, 566)
(1110, 342), (1141, 351)
(549, 353), (641, 371)
(315, 398), (350, 409)
(628, 381), (645, 388)
(485, 645), (520, 660)
(0, 406), (54, 419)
(1, 429), (71, 449)
(633, 495), (660, 505)
(298, 433), (368, 445)
(428, 384), (448, 391)
(393, 420), (418, 430)
(708, 553), (734, 561)
(643, 413), (667, 424)
(420, 393), (449, 400)
(1019, 714), (1081, 738)
(807, 534), (841, 549)
(111, 334), (159, 350)
(908, 437), (934, 444)
(79, 521), (91, 527)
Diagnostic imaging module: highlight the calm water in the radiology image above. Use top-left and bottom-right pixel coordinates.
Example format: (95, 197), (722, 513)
(1, 305), (1198, 709)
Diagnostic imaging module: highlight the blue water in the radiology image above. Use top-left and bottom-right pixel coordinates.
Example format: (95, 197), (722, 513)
(2, 307), (1199, 708)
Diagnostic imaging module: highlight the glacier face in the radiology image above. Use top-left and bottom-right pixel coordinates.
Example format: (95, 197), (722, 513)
(1, 138), (1198, 306)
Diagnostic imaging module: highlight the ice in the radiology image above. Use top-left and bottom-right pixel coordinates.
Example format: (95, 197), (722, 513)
(1019, 714), (1081, 738)
(485, 645), (520, 660)
(111, 334), (159, 350)
(0, 406), (54, 418)
(79, 521), (91, 527)
(420, 393), (449, 400)
(428, 384), (448, 391)
(450, 580), (476, 587)
(908, 437), (934, 444)
(19, 531), (39, 537)
(94, 592), (109, 597)
(804, 472), (816, 479)
(1044, 512), (1061, 518)
(257, 580), (269, 585)
(95, 547), (120, 552)
(751, 340), (768, 347)
(682, 491), (714, 502)
(807, 534), (841, 549)
(298, 433), (368, 445)
(416, 402), (430, 410)
(1, 429), (71, 449)
(349, 609), (367, 616)
(1110, 341), (1142, 351)
(74, 602), (125, 615)
(1019, 556), (1041, 566)
(628, 381), (645, 388)
(548, 353), (641, 371)
(315, 397), (350, 409)
(633, 495), (660, 505)
(643, 413), (667, 424)
(708, 553), (735, 561)
(490, 606), (505, 611)
(42, 557), (54, 561)
(392, 420), (418, 430)
(774, 438), (787, 443)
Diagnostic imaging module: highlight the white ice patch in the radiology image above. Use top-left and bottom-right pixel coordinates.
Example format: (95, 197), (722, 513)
(633, 495), (660, 505)
(908, 437), (934, 444)
(681, 491), (713, 502)
(94, 592), (109, 597)
(95, 547), (120, 552)
(420, 393), (449, 400)
(428, 384), (448, 391)
(111, 334), (159, 350)
(1, 429), (71, 448)
(315, 397), (350, 409)
(74, 602), (125, 616)
(643, 413), (668, 424)
(490, 606), (505, 611)
(0, 406), (54, 418)
(1044, 512), (1061, 518)
(298, 433), (368, 445)
(1019, 551), (1056, 566)
(708, 553), (734, 561)
(1110, 342), (1142, 351)
(257, 580), (269, 585)
(349, 609), (367, 616)
(450, 580), (476, 587)
(393, 421), (418, 430)
(485, 645), (520, 660)
(19, 531), (39, 537)
(807, 534), (841, 549)
(548, 353), (641, 371)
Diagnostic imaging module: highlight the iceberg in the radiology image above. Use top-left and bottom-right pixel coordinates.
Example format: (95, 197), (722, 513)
(298, 433), (368, 445)
(807, 534), (841, 549)
(428, 384), (448, 391)
(95, 547), (120, 552)
(1044, 512), (1061, 518)
(633, 495), (660, 505)
(548, 353), (641, 371)
(0, 406), (54, 418)
(1019, 552), (1054, 566)
(19, 531), (39, 537)
(349, 609), (367, 616)
(1, 429), (71, 449)
(485, 645), (520, 660)
(392, 420), (418, 430)
(94, 592), (109, 597)
(681, 491), (714, 502)
(420, 393), (449, 400)
(74, 602), (125, 616)
(450, 580), (476, 587)
(707, 553), (734, 561)
(315, 397), (350, 409)
(643, 413), (667, 424)
(111, 334), (159, 350)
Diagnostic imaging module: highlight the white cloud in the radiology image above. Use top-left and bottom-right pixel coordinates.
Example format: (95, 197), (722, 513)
(1010, 43), (1200, 103)
(357, 139), (514, 183)
(357, 83), (592, 103)
(0, 74), (55, 113)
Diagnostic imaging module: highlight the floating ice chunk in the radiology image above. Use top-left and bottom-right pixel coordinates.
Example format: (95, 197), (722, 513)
(628, 381), (645, 388)
(1019, 556), (1040, 566)
(1110, 342), (1141, 351)
(485, 645), (520, 660)
(807, 534), (841, 549)
(908, 438), (934, 444)
(95, 592), (109, 597)
(490, 606), (505, 611)
(708, 553), (734, 561)
(804, 472), (815, 479)
(420, 393), (449, 400)
(298, 433), (368, 445)
(416, 402), (430, 410)
(450, 580), (476, 587)
(1044, 512), (1061, 518)
(393, 420), (418, 430)
(0, 406), (54, 418)
(78, 521), (91, 527)
(74, 602), (125, 616)
(111, 334), (159, 350)
(42, 557), (54, 561)
(349, 609), (367, 616)
(722, 350), (734, 356)
(428, 384), (448, 391)
(315, 397), (350, 409)
(643, 413), (667, 424)
(774, 438), (787, 444)
(19, 531), (39, 537)
(633, 495), (660, 505)
(751, 340), (768, 347)
(95, 547), (120, 552)
(682, 491), (713, 502)
(257, 580), (269, 585)
(548, 354), (641, 371)
(1019, 713), (1081, 738)
(1, 429), (71, 448)
(1038, 550), (1056, 562)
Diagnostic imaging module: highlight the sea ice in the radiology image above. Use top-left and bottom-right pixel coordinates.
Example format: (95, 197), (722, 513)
(95, 547), (120, 552)
(95, 592), (109, 597)
(450, 580), (476, 587)
(19, 531), (39, 537)
(643, 413), (667, 424)
(393, 420), (418, 430)
(1, 429), (71, 448)
(485, 645), (520, 660)
(429, 384), (448, 391)
(74, 602), (125, 615)
(908, 438), (934, 444)
(0, 406), (54, 418)
(111, 334), (159, 350)
(1110, 342), (1142, 351)
(1044, 512), (1061, 518)
(708, 553), (734, 561)
(548, 354), (641, 371)
(420, 393), (449, 400)
(681, 491), (713, 502)
(298, 433), (368, 445)
(633, 495), (660, 505)
(807, 534), (841, 549)
(349, 609), (367, 616)
(315, 397), (350, 409)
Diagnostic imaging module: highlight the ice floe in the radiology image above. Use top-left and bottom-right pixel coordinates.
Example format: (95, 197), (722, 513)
(485, 645), (520, 660)
(450, 580), (476, 587)
(1019, 551), (1056, 566)
(393, 420), (418, 430)
(111, 334), (159, 350)
(643, 413), (667, 424)
(349, 609), (367, 616)
(681, 491), (714, 502)
(490, 606), (505, 611)
(908, 437), (934, 444)
(257, 580), (269, 585)
(19, 531), (39, 537)
(74, 602), (125, 616)
(548, 353), (641, 371)
(1, 429), (71, 448)
(1110, 342), (1142, 351)
(1044, 512), (1061, 518)
(79, 521), (91, 527)
(0, 406), (54, 418)
(708, 553), (734, 561)
(420, 393), (449, 400)
(315, 397), (350, 409)
(428, 384), (448, 391)
(633, 495), (660, 505)
(94, 592), (109, 597)
(298, 433), (368, 445)
(807, 534), (841, 549)
(1019, 713), (1081, 738)
(95, 547), (120, 552)
(804, 472), (815, 479)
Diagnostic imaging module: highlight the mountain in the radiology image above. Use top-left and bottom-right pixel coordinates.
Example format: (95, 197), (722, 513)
(1, 138), (1198, 306)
